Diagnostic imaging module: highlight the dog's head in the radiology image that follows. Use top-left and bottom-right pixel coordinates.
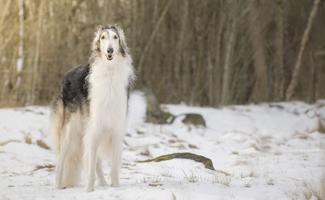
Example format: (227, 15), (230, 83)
(91, 24), (128, 61)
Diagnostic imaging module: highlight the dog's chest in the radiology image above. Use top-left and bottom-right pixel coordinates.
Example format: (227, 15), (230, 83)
(88, 65), (128, 119)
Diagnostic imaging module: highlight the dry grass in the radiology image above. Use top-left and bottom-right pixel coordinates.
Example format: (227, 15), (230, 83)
(33, 164), (55, 172)
(183, 171), (199, 183)
(36, 139), (50, 150)
(24, 134), (32, 144)
(212, 174), (231, 186)
(143, 177), (164, 187)
(266, 178), (275, 185)
(240, 170), (258, 179)
(303, 177), (325, 200)
(234, 159), (249, 166)
(188, 144), (199, 149)
(161, 171), (173, 178)
(215, 169), (231, 176)
(148, 182), (163, 187)
(187, 175), (198, 183)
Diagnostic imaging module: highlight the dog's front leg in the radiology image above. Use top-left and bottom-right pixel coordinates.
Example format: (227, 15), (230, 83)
(111, 134), (122, 187)
(85, 132), (99, 192)
(96, 158), (107, 186)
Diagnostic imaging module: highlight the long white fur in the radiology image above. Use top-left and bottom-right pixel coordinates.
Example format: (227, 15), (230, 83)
(54, 109), (87, 189)
(84, 51), (133, 192)
(51, 25), (134, 192)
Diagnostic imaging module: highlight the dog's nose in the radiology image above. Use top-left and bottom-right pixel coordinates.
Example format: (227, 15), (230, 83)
(107, 48), (114, 54)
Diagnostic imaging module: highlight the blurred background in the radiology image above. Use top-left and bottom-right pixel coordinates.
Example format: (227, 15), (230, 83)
(0, 0), (324, 107)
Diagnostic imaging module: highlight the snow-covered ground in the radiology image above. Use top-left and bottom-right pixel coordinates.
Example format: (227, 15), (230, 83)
(0, 96), (324, 199)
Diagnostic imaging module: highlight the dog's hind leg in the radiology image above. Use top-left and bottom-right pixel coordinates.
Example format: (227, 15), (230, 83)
(50, 100), (67, 189)
(96, 158), (107, 186)
(56, 154), (65, 189)
(62, 152), (82, 188)
(55, 126), (69, 189)
(84, 127), (100, 192)
(57, 118), (82, 189)
(62, 112), (84, 188)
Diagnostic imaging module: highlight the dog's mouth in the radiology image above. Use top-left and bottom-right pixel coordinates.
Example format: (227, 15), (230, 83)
(106, 54), (113, 61)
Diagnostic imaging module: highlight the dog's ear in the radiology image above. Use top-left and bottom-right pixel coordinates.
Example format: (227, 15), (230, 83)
(96, 25), (104, 32)
(92, 25), (104, 53)
(113, 24), (129, 57)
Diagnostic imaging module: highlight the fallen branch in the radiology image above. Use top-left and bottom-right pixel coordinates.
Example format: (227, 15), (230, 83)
(137, 152), (215, 170)
(0, 139), (20, 146)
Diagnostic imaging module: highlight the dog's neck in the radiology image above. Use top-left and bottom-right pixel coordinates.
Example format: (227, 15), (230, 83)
(89, 55), (133, 89)
(94, 54), (122, 66)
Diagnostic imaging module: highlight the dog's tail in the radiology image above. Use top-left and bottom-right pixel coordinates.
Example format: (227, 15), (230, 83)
(49, 98), (65, 154)
(127, 91), (146, 130)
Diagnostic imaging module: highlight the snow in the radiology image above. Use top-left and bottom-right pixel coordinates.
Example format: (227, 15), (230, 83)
(0, 98), (324, 200)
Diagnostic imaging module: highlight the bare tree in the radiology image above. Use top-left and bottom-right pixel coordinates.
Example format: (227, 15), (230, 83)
(221, 18), (237, 105)
(249, 0), (269, 102)
(285, 0), (321, 100)
(137, 0), (173, 76)
(28, 0), (44, 105)
(275, 0), (285, 100)
(0, 0), (324, 107)
(15, 0), (24, 91)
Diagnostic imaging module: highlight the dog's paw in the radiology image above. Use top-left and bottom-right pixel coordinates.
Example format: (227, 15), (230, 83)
(111, 182), (119, 187)
(55, 183), (66, 190)
(85, 181), (94, 192)
(85, 186), (94, 192)
(111, 175), (119, 187)
(98, 179), (108, 187)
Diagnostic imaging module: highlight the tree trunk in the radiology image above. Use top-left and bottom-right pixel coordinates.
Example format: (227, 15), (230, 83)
(275, 0), (285, 100)
(285, 0), (321, 100)
(249, 0), (269, 102)
(221, 18), (236, 105)
(29, 1), (44, 105)
(15, 0), (25, 94)
(137, 0), (173, 76)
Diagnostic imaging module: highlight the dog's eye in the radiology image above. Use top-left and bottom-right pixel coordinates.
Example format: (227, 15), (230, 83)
(114, 35), (118, 40)
(101, 35), (106, 40)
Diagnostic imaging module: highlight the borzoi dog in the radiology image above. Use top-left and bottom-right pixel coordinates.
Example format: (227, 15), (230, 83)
(50, 24), (134, 192)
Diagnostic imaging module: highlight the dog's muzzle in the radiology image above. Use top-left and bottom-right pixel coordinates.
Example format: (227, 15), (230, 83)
(106, 54), (113, 60)
(106, 48), (114, 60)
